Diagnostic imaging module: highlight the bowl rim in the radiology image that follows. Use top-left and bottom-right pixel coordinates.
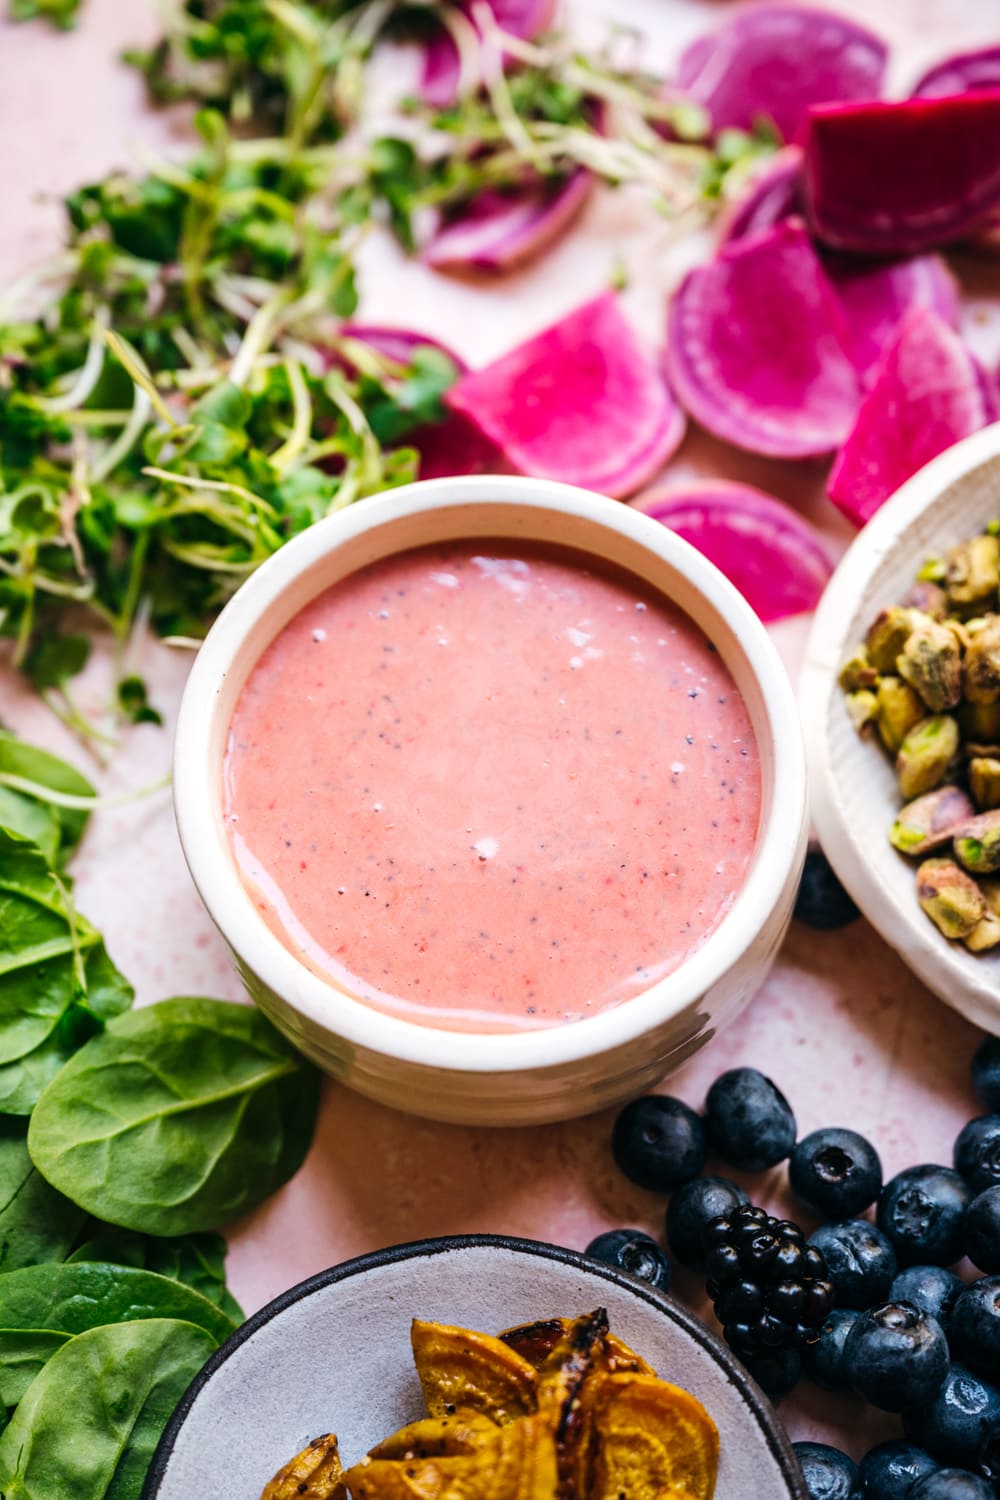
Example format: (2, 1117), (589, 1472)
(141, 1231), (808, 1500)
(173, 473), (807, 1071)
(800, 421), (1000, 1033)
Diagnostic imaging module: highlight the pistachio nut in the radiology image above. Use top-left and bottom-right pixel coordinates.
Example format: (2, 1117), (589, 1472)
(846, 690), (879, 734)
(896, 715), (960, 800)
(876, 676), (925, 754)
(980, 877), (1000, 917)
(889, 786), (975, 857)
(896, 621), (964, 712)
(902, 579), (948, 620)
(965, 912), (1000, 952)
(964, 616), (1000, 704)
(865, 606), (925, 673)
(953, 810), (1000, 875)
(958, 699), (1000, 743)
(916, 857), (986, 939)
(838, 647), (880, 693)
(946, 533), (999, 612)
(969, 757), (1000, 812)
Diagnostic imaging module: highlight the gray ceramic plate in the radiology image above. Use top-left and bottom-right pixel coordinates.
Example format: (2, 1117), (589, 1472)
(143, 1235), (805, 1500)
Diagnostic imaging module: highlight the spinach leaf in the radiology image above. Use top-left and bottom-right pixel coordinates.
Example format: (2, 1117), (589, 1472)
(0, 788), (62, 866)
(0, 1261), (234, 1404)
(69, 1229), (244, 1321)
(0, 1120), (84, 1271)
(0, 1318), (217, 1498)
(28, 997), (320, 1235)
(0, 731), (95, 862)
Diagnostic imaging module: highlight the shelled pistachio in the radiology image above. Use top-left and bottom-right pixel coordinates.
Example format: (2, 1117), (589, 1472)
(840, 519), (1000, 956)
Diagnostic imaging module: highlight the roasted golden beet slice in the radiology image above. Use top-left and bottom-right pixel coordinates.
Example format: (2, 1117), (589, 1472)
(500, 1313), (654, 1379)
(410, 1320), (538, 1423)
(587, 1375), (719, 1500)
(345, 1413), (558, 1500)
(369, 1410), (500, 1461)
(603, 1333), (656, 1377)
(261, 1433), (347, 1500)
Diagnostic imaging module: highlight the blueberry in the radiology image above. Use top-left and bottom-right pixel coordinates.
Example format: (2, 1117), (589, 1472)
(904, 1364), (1000, 1468)
(794, 847), (860, 929)
(909, 1470), (994, 1499)
(842, 1301), (949, 1412)
(954, 1116), (1000, 1195)
(890, 1265), (964, 1335)
(972, 1037), (1000, 1112)
(704, 1068), (796, 1170)
(790, 1127), (883, 1217)
(809, 1219), (897, 1309)
(584, 1229), (671, 1291)
(792, 1442), (860, 1500)
(963, 1187), (1000, 1274)
(857, 1441), (939, 1500)
(951, 1276), (1000, 1382)
(665, 1175), (749, 1269)
(740, 1345), (801, 1399)
(878, 1165), (973, 1266)
(611, 1095), (707, 1191)
(803, 1307), (858, 1391)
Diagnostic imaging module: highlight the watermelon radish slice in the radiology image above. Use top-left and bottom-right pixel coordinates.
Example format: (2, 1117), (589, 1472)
(804, 94), (1000, 253)
(825, 254), (960, 384)
(637, 480), (833, 622)
(445, 292), (686, 498)
(334, 325), (511, 478)
(664, 219), (860, 458)
(911, 45), (1000, 99)
(828, 308), (995, 527)
(423, 169), (592, 275)
(717, 146), (804, 243)
(418, 0), (556, 106)
(674, 4), (888, 144)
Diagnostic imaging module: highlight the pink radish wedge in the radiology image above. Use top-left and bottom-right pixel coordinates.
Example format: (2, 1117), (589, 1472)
(717, 146), (804, 244)
(828, 307), (995, 527)
(445, 292), (685, 498)
(423, 169), (592, 275)
(638, 480), (833, 622)
(911, 45), (1000, 99)
(826, 253), (960, 385)
(665, 219), (860, 458)
(675, 4), (888, 144)
(804, 94), (1000, 254)
(418, 0), (556, 107)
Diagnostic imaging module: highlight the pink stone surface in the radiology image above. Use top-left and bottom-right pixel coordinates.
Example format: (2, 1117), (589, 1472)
(1, 0), (999, 1463)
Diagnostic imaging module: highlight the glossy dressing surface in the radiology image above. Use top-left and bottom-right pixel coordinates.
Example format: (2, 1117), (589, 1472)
(224, 542), (761, 1031)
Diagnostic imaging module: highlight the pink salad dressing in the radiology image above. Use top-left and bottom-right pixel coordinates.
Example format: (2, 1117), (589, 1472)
(224, 542), (761, 1032)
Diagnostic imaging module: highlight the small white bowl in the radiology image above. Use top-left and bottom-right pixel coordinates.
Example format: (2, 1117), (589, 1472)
(174, 474), (807, 1125)
(143, 1235), (807, 1500)
(801, 422), (1000, 1035)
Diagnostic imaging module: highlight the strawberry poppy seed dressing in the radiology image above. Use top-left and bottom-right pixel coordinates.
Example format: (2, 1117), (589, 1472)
(223, 541), (761, 1032)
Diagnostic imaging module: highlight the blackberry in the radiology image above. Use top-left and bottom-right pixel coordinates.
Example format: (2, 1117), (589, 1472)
(704, 1204), (834, 1362)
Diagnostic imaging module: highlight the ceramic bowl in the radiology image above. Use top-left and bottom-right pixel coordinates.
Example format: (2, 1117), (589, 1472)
(142, 1234), (807, 1500)
(801, 422), (1000, 1035)
(173, 474), (808, 1124)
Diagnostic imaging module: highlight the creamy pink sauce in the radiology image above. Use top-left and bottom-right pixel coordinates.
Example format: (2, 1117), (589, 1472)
(224, 542), (761, 1032)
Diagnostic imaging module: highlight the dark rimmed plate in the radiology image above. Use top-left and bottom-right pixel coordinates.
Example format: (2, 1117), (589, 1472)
(143, 1234), (806, 1499)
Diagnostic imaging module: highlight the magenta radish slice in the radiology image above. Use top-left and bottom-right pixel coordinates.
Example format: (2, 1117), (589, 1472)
(418, 0), (556, 106)
(638, 480), (833, 622)
(717, 146), (804, 243)
(674, 4), (888, 144)
(912, 45), (1000, 99)
(445, 292), (685, 498)
(664, 219), (859, 458)
(828, 308), (994, 527)
(804, 93), (1000, 254)
(826, 254), (960, 384)
(335, 325), (511, 477)
(423, 169), (592, 274)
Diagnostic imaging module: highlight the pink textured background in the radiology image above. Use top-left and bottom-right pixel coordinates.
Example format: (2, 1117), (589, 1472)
(2, 0), (999, 1461)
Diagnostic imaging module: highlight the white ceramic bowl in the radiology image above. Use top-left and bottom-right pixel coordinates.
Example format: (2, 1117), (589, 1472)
(142, 1235), (807, 1500)
(801, 422), (1000, 1035)
(174, 475), (808, 1124)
